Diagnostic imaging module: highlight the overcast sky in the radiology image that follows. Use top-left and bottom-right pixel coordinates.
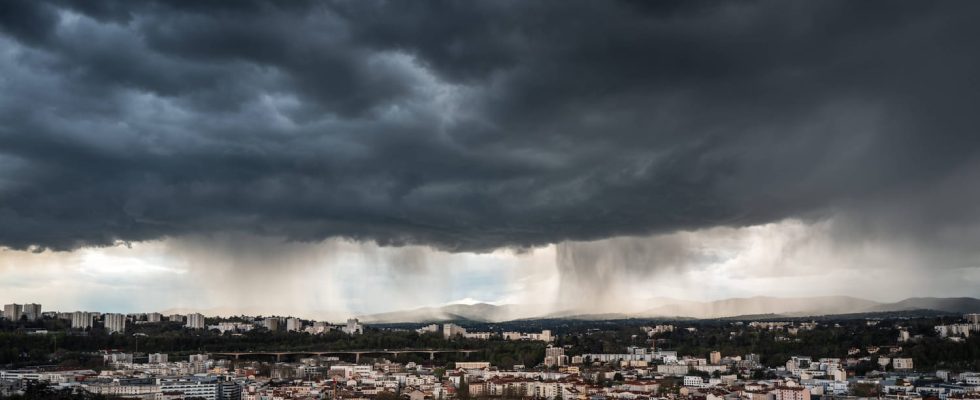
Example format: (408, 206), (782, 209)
(2, 1), (980, 318)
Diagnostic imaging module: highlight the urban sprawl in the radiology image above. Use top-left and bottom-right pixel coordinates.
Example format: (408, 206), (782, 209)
(2, 303), (980, 400)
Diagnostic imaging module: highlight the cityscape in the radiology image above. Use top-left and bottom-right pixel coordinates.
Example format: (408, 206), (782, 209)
(2, 302), (980, 400)
(3, 1), (980, 400)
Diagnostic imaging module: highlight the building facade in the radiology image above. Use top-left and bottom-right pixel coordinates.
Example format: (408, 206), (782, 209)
(104, 313), (126, 334)
(186, 313), (206, 329)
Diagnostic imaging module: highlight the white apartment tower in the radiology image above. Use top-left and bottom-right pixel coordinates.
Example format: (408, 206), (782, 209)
(104, 313), (126, 334)
(3, 304), (23, 321)
(185, 313), (206, 329)
(286, 317), (302, 332)
(146, 312), (162, 323)
(23, 304), (41, 321)
(342, 318), (363, 335)
(443, 323), (467, 339)
(544, 345), (566, 367)
(71, 311), (94, 329)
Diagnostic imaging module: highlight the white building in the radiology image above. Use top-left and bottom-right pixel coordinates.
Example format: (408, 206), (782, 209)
(146, 313), (162, 323)
(185, 313), (205, 329)
(544, 346), (566, 367)
(455, 361), (491, 369)
(935, 324), (973, 338)
(893, 358), (914, 370)
(263, 317), (280, 331)
(72, 311), (94, 329)
(104, 353), (134, 364)
(104, 313), (126, 334)
(502, 330), (554, 342)
(189, 353), (209, 363)
(683, 375), (706, 388)
(443, 323), (466, 339)
(22, 304), (41, 321)
(159, 377), (219, 400)
(3, 304), (23, 321)
(215, 322), (253, 334)
(148, 353), (168, 364)
(286, 317), (302, 332)
(342, 318), (363, 335)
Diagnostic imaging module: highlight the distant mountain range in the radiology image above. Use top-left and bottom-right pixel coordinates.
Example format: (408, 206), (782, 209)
(358, 296), (980, 323)
(357, 303), (526, 324)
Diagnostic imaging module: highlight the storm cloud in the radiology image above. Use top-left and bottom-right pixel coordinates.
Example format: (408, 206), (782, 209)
(2, 0), (980, 252)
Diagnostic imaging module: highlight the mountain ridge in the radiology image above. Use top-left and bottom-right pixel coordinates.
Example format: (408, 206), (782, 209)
(357, 296), (980, 323)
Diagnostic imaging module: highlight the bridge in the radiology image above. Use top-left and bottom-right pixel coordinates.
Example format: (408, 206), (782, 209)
(210, 349), (480, 362)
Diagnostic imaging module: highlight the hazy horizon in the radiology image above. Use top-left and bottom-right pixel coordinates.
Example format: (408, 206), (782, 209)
(2, 1), (980, 321)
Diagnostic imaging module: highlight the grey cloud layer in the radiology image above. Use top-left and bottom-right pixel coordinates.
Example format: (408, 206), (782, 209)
(1, 0), (979, 251)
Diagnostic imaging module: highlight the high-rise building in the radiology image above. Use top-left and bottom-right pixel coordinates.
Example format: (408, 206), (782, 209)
(168, 314), (184, 323)
(966, 313), (980, 324)
(104, 313), (126, 334)
(263, 317), (280, 332)
(3, 304), (23, 321)
(22, 304), (41, 321)
(342, 318), (363, 335)
(443, 323), (466, 339)
(286, 318), (302, 332)
(146, 312), (162, 323)
(72, 311), (94, 329)
(709, 351), (722, 364)
(185, 313), (205, 329)
(544, 346), (566, 367)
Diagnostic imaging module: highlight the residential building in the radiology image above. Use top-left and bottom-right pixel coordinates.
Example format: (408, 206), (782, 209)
(22, 304), (41, 321)
(159, 377), (219, 400)
(104, 313), (126, 334)
(893, 358), (914, 370)
(502, 330), (554, 342)
(342, 318), (363, 335)
(683, 375), (705, 387)
(186, 313), (205, 329)
(286, 318), (302, 332)
(148, 353), (168, 364)
(263, 318), (280, 332)
(146, 313), (162, 323)
(544, 346), (566, 367)
(773, 387), (811, 400)
(168, 314), (184, 323)
(455, 362), (491, 369)
(3, 304), (23, 321)
(443, 323), (466, 339)
(710, 351), (722, 364)
(72, 311), (94, 329)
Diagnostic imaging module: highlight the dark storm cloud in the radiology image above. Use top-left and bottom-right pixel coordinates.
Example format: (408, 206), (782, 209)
(1, 0), (980, 251)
